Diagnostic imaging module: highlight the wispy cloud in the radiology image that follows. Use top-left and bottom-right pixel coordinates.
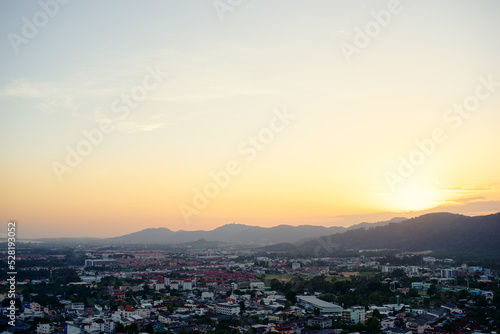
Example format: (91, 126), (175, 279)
(0, 79), (46, 98)
(453, 196), (486, 203)
(116, 121), (167, 133)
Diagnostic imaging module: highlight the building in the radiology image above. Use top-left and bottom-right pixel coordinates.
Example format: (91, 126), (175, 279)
(384, 327), (412, 334)
(36, 323), (53, 334)
(216, 302), (240, 315)
(30, 302), (42, 312)
(89, 318), (115, 333)
(182, 279), (194, 290)
(342, 306), (366, 324)
(250, 281), (265, 290)
(411, 282), (432, 291)
(308, 316), (333, 328)
(84, 259), (117, 267)
(440, 268), (458, 278)
(297, 296), (343, 315)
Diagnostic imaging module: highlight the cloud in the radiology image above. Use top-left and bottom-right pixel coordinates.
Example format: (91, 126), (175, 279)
(115, 121), (166, 133)
(0, 80), (45, 98)
(453, 196), (486, 203)
(439, 186), (492, 192)
(36, 96), (78, 116)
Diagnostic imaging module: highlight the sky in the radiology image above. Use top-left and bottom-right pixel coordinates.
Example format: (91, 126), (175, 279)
(1, 0), (500, 239)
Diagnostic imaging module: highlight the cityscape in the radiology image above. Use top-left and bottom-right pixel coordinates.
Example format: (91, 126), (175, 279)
(1, 1), (500, 333)
(1, 212), (500, 333)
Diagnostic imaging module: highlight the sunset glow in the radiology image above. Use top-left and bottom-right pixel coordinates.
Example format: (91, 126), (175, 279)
(1, 1), (500, 238)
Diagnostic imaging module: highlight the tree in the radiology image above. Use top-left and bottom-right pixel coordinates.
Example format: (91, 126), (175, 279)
(427, 284), (438, 297)
(390, 269), (408, 279)
(143, 323), (154, 333)
(409, 288), (419, 298)
(285, 290), (297, 304)
(129, 323), (140, 333)
(313, 307), (320, 316)
(365, 316), (381, 333)
(372, 308), (383, 319)
(239, 301), (246, 315)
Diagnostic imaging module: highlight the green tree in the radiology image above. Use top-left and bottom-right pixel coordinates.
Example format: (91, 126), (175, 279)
(372, 308), (383, 319)
(285, 290), (297, 304)
(365, 316), (381, 333)
(427, 284), (438, 297)
(409, 288), (419, 298)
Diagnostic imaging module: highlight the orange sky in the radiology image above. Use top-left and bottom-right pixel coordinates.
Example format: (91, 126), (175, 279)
(1, 1), (500, 238)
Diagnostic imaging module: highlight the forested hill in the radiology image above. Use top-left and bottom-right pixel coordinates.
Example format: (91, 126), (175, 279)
(297, 212), (500, 256)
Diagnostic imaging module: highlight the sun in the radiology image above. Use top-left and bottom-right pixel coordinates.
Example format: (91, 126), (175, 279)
(381, 185), (443, 213)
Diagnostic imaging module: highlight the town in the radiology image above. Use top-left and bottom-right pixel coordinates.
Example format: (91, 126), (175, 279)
(1, 243), (499, 334)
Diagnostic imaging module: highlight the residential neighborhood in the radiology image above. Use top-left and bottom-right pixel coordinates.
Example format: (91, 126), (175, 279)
(1, 244), (499, 333)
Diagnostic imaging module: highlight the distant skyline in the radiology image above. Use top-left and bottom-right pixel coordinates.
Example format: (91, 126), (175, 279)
(1, 1), (500, 239)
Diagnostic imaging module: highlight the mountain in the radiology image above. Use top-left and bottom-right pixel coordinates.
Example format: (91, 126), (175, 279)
(105, 224), (343, 245)
(37, 218), (404, 246)
(107, 227), (175, 244)
(347, 217), (407, 230)
(297, 212), (500, 256)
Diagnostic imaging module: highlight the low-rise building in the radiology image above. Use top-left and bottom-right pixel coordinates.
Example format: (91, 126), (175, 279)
(216, 302), (240, 315)
(308, 316), (332, 328)
(297, 295), (343, 315)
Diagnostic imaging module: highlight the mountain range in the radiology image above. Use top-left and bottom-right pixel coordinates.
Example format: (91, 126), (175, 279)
(38, 217), (405, 245)
(296, 212), (500, 256)
(37, 212), (500, 261)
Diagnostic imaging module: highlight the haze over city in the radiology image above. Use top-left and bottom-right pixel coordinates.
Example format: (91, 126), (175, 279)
(1, 1), (500, 239)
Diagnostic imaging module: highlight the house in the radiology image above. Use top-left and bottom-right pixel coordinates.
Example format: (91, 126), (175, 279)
(381, 317), (397, 328)
(406, 314), (436, 334)
(201, 292), (214, 299)
(271, 325), (295, 333)
(135, 307), (151, 318)
(30, 302), (42, 312)
(158, 312), (172, 325)
(123, 304), (137, 317)
(65, 322), (84, 334)
(89, 318), (115, 333)
(425, 307), (448, 319)
(383, 327), (412, 334)
(71, 302), (85, 311)
(36, 323), (53, 334)
(308, 316), (333, 328)
(411, 282), (432, 292)
(268, 313), (283, 322)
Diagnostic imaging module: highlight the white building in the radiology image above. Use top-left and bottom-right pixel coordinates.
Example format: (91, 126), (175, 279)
(342, 306), (366, 324)
(182, 280), (193, 290)
(88, 318), (115, 333)
(216, 302), (240, 315)
(36, 323), (53, 334)
(201, 292), (214, 299)
(250, 281), (265, 290)
(297, 296), (343, 315)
